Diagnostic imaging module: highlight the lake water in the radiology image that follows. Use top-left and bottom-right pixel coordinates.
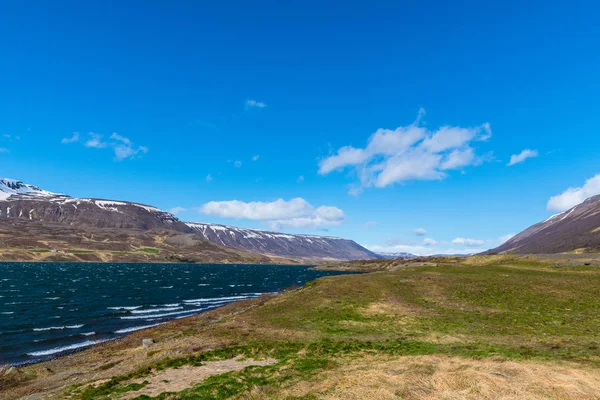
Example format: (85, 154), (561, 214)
(0, 262), (349, 365)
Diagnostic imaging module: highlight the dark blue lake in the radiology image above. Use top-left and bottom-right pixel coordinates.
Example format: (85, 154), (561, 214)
(0, 262), (349, 365)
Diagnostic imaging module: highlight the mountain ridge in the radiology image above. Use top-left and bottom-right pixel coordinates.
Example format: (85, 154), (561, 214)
(0, 178), (377, 260)
(186, 222), (378, 260)
(486, 194), (600, 254)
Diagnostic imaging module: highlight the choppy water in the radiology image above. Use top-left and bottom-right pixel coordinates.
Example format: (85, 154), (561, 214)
(0, 262), (348, 365)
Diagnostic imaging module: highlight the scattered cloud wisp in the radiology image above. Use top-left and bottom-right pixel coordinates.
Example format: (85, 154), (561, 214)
(499, 233), (516, 244)
(423, 238), (438, 246)
(63, 132), (148, 161)
(110, 133), (148, 161)
(84, 133), (106, 149)
(507, 149), (538, 166)
(61, 132), (80, 144)
(246, 99), (267, 109)
(169, 207), (186, 215)
(452, 237), (485, 246)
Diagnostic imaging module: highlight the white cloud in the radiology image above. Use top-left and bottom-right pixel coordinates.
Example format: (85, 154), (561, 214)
(201, 198), (311, 220)
(234, 160), (242, 168)
(507, 149), (539, 166)
(364, 243), (482, 257)
(206, 174), (213, 182)
(110, 133), (131, 145)
(368, 229), (492, 256)
(113, 144), (147, 161)
(423, 238), (438, 246)
(318, 110), (491, 193)
(547, 174), (600, 212)
(319, 146), (370, 174)
(412, 228), (428, 236)
(499, 233), (515, 244)
(199, 198), (344, 231)
(246, 99), (267, 109)
(169, 207), (186, 215)
(110, 133), (148, 161)
(375, 149), (444, 187)
(452, 237), (485, 246)
(84, 133), (107, 149)
(252, 155), (260, 161)
(74, 132), (147, 161)
(61, 132), (80, 144)
(440, 148), (477, 170)
(297, 175), (304, 183)
(420, 126), (481, 153)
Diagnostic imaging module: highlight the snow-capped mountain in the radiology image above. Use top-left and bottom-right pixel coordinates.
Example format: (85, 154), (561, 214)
(0, 178), (378, 260)
(186, 222), (378, 260)
(0, 178), (65, 201)
(374, 252), (417, 259)
(0, 178), (190, 232)
(486, 194), (600, 254)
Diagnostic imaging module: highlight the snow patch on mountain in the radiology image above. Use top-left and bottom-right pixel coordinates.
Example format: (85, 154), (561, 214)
(0, 178), (64, 201)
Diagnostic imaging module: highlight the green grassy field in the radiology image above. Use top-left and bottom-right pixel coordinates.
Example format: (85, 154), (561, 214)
(4, 256), (600, 400)
(134, 247), (161, 254)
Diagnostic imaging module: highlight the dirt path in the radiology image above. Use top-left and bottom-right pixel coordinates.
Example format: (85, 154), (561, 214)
(121, 356), (276, 399)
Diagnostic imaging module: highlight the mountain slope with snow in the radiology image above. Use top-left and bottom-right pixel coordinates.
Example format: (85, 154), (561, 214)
(0, 178), (65, 201)
(487, 194), (600, 254)
(0, 178), (194, 232)
(186, 222), (378, 260)
(0, 178), (377, 260)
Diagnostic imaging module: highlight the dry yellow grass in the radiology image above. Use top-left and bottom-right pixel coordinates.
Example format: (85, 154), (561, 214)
(122, 357), (276, 399)
(276, 355), (600, 400)
(361, 298), (418, 317)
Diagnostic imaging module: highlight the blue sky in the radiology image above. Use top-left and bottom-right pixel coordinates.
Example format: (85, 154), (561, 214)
(2, 1), (600, 255)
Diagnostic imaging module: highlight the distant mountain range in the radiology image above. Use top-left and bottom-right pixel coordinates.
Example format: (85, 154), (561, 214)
(487, 194), (600, 254)
(374, 252), (417, 259)
(0, 178), (377, 261)
(187, 223), (378, 260)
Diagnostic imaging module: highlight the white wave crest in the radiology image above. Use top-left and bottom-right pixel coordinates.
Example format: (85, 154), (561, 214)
(120, 308), (204, 320)
(182, 294), (261, 304)
(130, 307), (182, 314)
(115, 323), (165, 333)
(27, 339), (109, 357)
(33, 324), (84, 332)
